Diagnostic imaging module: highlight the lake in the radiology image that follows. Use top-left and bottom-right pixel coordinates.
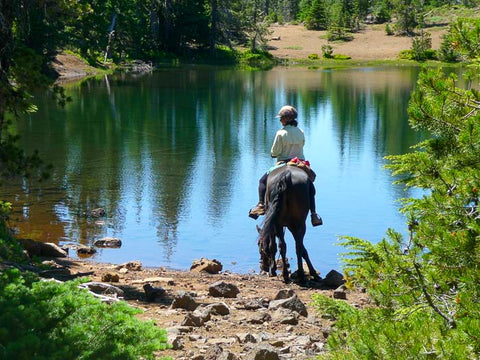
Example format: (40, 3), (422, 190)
(1, 65), (429, 276)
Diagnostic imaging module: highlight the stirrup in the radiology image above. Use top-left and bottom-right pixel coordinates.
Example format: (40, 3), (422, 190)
(248, 202), (265, 219)
(311, 213), (323, 226)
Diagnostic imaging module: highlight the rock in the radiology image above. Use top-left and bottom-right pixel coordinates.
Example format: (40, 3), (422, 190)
(116, 261), (142, 271)
(235, 333), (257, 344)
(93, 237), (122, 248)
(268, 295), (308, 317)
(270, 308), (299, 325)
(248, 311), (271, 324)
(143, 283), (166, 302)
(205, 302), (230, 316)
(89, 208), (106, 218)
(242, 298), (268, 310)
(333, 288), (347, 300)
(76, 245), (96, 256)
(273, 289), (295, 300)
(101, 272), (120, 282)
(190, 258), (223, 274)
(182, 308), (211, 327)
(171, 291), (199, 311)
(294, 335), (313, 347)
(208, 281), (240, 298)
(166, 326), (193, 335)
(18, 239), (68, 258)
(203, 344), (238, 360)
(79, 282), (124, 298)
(323, 270), (345, 289)
(167, 333), (184, 350)
(245, 344), (280, 360)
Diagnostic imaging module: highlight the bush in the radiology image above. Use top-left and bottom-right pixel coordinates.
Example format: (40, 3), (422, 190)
(398, 49), (414, 60)
(308, 53), (320, 60)
(322, 45), (334, 58)
(332, 54), (351, 60)
(327, 27), (354, 41)
(240, 49), (275, 69)
(385, 23), (394, 36)
(0, 269), (170, 359)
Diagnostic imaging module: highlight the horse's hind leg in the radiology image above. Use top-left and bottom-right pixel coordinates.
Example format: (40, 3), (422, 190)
(291, 224), (307, 284)
(276, 227), (289, 283)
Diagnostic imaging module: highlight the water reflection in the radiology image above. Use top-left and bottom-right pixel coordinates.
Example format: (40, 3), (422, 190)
(1, 66), (438, 274)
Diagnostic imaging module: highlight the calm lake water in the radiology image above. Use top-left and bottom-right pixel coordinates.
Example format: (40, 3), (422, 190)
(2, 65), (430, 275)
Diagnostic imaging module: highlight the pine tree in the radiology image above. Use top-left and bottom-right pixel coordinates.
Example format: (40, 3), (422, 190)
(305, 0), (329, 30)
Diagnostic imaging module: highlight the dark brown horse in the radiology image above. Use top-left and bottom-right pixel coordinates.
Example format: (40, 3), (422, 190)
(258, 165), (320, 284)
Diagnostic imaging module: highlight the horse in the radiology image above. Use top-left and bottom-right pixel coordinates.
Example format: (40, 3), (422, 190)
(257, 165), (320, 284)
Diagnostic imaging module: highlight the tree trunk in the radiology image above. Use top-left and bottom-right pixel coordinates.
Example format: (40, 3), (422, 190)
(210, 0), (218, 56)
(0, 0), (15, 140)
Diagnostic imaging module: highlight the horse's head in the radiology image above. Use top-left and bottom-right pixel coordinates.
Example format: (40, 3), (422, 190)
(258, 231), (276, 275)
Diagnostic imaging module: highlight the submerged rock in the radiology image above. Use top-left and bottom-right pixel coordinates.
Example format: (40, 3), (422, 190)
(93, 237), (122, 248)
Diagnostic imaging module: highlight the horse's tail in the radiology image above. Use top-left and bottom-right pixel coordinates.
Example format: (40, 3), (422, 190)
(258, 170), (291, 271)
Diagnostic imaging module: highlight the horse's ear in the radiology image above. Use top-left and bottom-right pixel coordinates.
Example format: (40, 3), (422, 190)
(256, 225), (262, 234)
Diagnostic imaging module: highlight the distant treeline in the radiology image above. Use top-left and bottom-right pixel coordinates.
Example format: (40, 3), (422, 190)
(2, 0), (479, 67)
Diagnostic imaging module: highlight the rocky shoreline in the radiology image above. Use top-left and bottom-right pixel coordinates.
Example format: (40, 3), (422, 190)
(7, 240), (368, 360)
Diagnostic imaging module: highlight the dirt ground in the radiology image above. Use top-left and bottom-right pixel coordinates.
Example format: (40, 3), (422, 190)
(267, 23), (446, 61)
(50, 258), (368, 359)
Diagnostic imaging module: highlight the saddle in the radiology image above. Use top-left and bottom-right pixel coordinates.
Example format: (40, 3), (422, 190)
(286, 157), (316, 182)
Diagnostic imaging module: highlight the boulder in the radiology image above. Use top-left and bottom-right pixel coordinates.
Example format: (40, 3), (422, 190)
(273, 289), (295, 300)
(190, 258), (223, 274)
(208, 281), (240, 298)
(18, 239), (68, 258)
(270, 308), (299, 325)
(245, 344), (280, 360)
(268, 295), (308, 317)
(323, 270), (345, 289)
(205, 302), (230, 316)
(143, 283), (166, 302)
(247, 311), (271, 324)
(181, 308), (211, 327)
(93, 237), (122, 248)
(101, 272), (120, 282)
(171, 290), (199, 311)
(76, 245), (96, 256)
(116, 260), (142, 271)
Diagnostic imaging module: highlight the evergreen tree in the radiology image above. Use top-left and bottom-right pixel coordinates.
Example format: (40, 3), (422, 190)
(305, 0), (329, 30)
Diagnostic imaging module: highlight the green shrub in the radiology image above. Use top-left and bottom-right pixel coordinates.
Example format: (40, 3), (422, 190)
(385, 23), (394, 35)
(332, 54), (351, 60)
(398, 49), (414, 60)
(308, 53), (320, 60)
(322, 45), (334, 58)
(0, 269), (170, 359)
(327, 27), (354, 41)
(240, 49), (275, 69)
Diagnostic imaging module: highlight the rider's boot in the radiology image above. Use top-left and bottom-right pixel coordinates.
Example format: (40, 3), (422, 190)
(311, 213), (323, 226)
(249, 202), (266, 219)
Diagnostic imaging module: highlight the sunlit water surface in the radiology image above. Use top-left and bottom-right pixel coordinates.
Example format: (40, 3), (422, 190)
(1, 66), (432, 275)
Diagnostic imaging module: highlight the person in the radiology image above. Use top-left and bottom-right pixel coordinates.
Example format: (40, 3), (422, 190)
(249, 105), (323, 226)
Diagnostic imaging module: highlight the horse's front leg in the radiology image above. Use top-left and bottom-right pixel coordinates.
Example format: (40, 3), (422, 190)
(301, 244), (320, 281)
(268, 235), (277, 277)
(277, 226), (289, 283)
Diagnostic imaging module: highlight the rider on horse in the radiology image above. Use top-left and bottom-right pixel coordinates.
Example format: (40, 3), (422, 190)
(249, 105), (323, 227)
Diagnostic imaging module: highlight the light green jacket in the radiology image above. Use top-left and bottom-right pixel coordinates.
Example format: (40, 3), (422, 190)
(270, 125), (305, 161)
